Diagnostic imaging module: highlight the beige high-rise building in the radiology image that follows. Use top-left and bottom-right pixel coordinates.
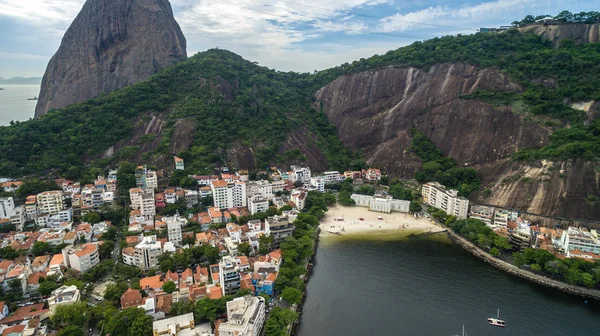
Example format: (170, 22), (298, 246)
(37, 191), (63, 215)
(421, 182), (469, 219)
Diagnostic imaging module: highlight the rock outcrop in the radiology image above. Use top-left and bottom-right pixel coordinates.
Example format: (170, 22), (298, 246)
(473, 159), (600, 220)
(519, 23), (600, 47)
(35, 0), (186, 117)
(314, 63), (549, 178)
(313, 63), (600, 219)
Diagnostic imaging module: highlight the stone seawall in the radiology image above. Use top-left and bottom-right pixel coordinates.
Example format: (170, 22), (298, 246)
(446, 230), (600, 300)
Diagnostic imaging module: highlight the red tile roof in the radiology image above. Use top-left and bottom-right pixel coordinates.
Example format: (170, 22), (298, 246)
(120, 288), (143, 309)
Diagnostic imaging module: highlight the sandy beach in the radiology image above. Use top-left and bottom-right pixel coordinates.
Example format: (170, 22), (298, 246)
(320, 205), (445, 237)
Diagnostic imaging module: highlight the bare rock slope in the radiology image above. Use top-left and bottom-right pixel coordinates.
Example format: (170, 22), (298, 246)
(314, 63), (600, 219)
(35, 0), (186, 117)
(519, 23), (600, 47)
(314, 63), (548, 177)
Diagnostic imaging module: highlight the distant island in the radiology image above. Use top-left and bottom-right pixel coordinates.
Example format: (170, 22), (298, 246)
(0, 76), (42, 85)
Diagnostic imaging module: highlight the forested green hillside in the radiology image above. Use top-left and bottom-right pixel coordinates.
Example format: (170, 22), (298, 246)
(0, 50), (360, 178)
(0, 24), (599, 179)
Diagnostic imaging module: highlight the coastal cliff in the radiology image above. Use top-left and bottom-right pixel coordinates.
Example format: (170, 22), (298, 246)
(35, 0), (187, 117)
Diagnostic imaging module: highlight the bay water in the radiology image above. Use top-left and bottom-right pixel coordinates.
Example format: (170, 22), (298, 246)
(298, 235), (600, 336)
(0, 85), (40, 125)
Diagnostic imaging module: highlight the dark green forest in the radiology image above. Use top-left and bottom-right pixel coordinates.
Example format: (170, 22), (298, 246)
(1, 22), (599, 178)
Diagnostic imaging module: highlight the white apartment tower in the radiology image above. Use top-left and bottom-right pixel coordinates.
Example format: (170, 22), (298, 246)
(167, 221), (183, 247)
(0, 197), (15, 218)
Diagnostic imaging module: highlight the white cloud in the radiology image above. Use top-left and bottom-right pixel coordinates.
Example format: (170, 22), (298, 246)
(377, 0), (546, 32)
(176, 0), (382, 51)
(0, 0), (84, 26)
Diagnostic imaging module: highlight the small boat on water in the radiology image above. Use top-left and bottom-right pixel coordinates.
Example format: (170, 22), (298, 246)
(0, 88), (4, 90)
(488, 309), (505, 327)
(27, 96), (38, 100)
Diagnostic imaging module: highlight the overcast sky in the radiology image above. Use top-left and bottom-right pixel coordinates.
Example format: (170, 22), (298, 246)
(0, 0), (596, 78)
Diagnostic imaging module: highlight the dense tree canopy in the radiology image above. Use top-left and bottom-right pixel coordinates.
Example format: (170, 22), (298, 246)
(410, 131), (481, 196)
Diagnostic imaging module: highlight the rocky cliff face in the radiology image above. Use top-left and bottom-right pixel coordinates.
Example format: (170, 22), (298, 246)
(519, 23), (600, 47)
(313, 63), (600, 219)
(473, 159), (600, 220)
(35, 0), (186, 117)
(314, 63), (548, 177)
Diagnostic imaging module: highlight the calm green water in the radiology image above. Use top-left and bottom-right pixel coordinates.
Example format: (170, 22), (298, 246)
(298, 235), (600, 336)
(0, 85), (39, 125)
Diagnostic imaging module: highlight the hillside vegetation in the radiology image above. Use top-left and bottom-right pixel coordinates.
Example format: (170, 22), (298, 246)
(0, 50), (360, 178)
(0, 23), (599, 178)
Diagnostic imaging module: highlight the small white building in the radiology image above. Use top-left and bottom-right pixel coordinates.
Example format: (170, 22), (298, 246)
(48, 285), (80, 314)
(309, 177), (325, 192)
(153, 313), (212, 336)
(248, 195), (269, 215)
(174, 156), (185, 170)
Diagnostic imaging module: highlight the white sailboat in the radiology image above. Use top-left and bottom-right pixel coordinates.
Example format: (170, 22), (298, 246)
(454, 325), (468, 336)
(488, 309), (506, 327)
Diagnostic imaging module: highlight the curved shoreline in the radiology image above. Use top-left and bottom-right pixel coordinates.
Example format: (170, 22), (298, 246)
(445, 229), (600, 300)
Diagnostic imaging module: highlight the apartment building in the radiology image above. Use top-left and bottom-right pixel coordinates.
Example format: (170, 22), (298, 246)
(25, 196), (37, 220)
(265, 181), (281, 195)
(133, 235), (163, 270)
(37, 191), (63, 215)
(167, 221), (183, 247)
(0, 197), (14, 218)
(10, 206), (25, 231)
(217, 296), (266, 336)
(322, 171), (341, 184)
(508, 220), (532, 251)
(421, 182), (469, 219)
(265, 215), (294, 248)
(211, 180), (247, 209)
(219, 256), (241, 295)
(135, 165), (158, 189)
(309, 177), (325, 192)
(130, 188), (156, 218)
(248, 195), (269, 215)
(290, 189), (306, 210)
(62, 243), (100, 273)
(289, 166), (311, 183)
(246, 180), (273, 199)
(468, 205), (494, 226)
(561, 227), (600, 255)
